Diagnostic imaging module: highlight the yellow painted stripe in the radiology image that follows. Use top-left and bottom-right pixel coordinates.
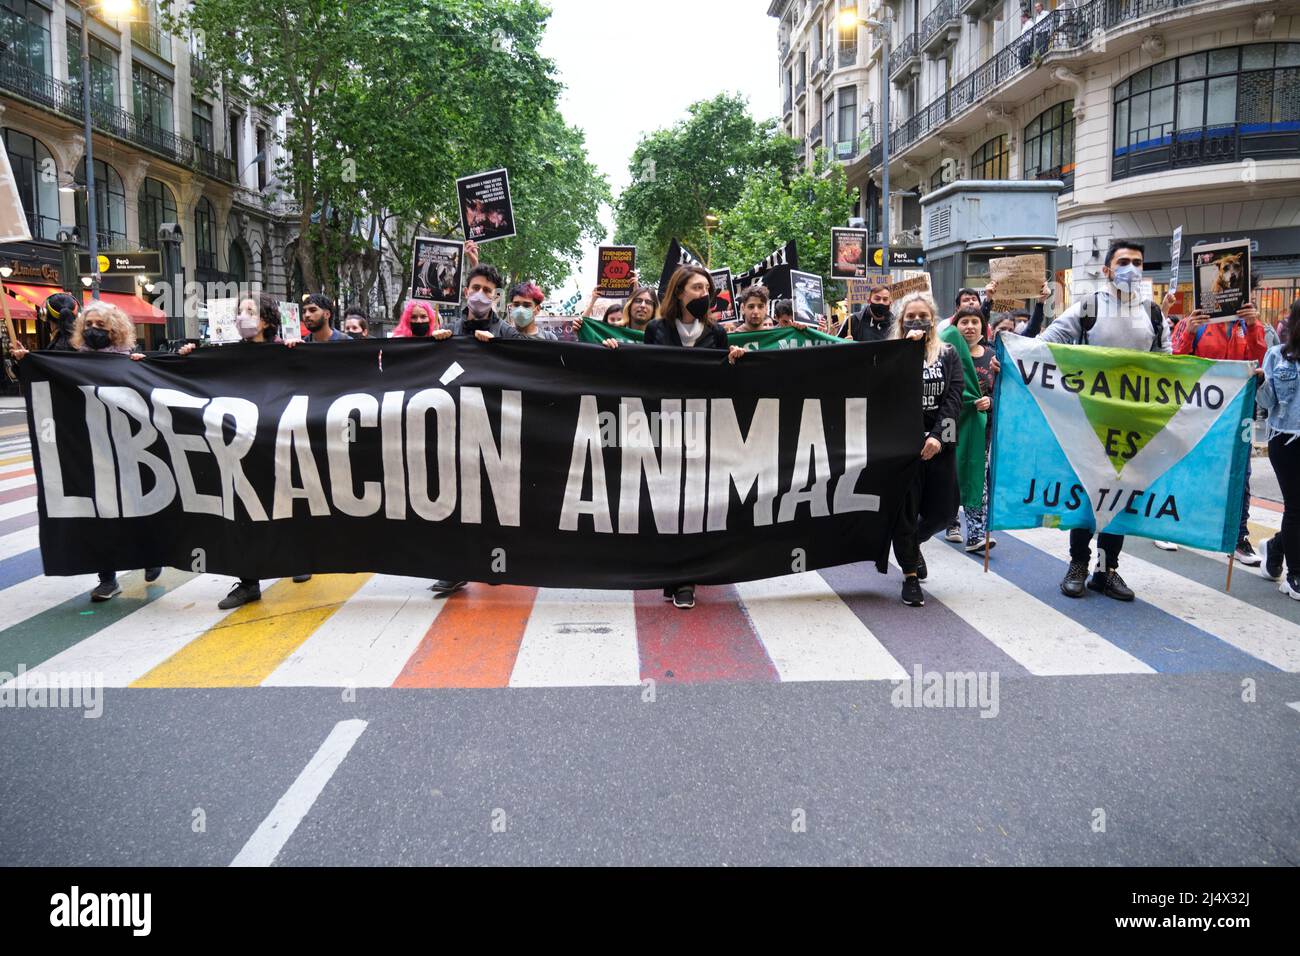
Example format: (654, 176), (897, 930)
(0, 455), (32, 467)
(131, 574), (371, 688)
(0, 425), (28, 437)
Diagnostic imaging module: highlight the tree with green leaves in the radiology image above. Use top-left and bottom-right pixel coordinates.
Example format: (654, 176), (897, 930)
(172, 0), (607, 309)
(713, 150), (860, 305)
(613, 93), (798, 271)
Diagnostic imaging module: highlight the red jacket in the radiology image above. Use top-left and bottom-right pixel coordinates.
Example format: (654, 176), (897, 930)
(1171, 317), (1267, 364)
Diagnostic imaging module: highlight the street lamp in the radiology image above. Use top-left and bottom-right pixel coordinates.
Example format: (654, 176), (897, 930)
(839, 7), (892, 278)
(76, 0), (140, 301)
(703, 213), (720, 268)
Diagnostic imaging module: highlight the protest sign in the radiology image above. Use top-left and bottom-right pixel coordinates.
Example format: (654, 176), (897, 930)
(1191, 239), (1250, 319)
(831, 228), (868, 278)
(596, 246), (637, 298)
(456, 168), (516, 243)
(990, 254), (1047, 300)
(411, 237), (465, 304)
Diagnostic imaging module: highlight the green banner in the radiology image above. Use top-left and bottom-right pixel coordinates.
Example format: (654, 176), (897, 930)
(576, 317), (843, 350)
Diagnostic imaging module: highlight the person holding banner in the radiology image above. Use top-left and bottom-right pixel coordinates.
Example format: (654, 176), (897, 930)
(601, 265), (745, 609)
(1166, 283), (1268, 565)
(1256, 298), (1300, 598)
(623, 285), (658, 332)
(392, 301), (438, 338)
(11, 301), (164, 600)
(431, 263), (520, 342)
(948, 306), (999, 554)
(737, 286), (771, 332)
(302, 294), (348, 343)
(506, 282), (558, 341)
(887, 292), (963, 607)
(1039, 240), (1171, 601)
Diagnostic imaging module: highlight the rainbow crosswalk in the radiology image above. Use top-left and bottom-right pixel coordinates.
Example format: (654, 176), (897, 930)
(1, 423), (1297, 691)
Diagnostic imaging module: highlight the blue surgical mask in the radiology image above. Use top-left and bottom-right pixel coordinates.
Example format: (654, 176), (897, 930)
(1113, 264), (1143, 288)
(508, 305), (532, 326)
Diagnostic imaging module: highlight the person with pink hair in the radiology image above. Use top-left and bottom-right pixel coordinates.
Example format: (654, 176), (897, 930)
(392, 300), (439, 338)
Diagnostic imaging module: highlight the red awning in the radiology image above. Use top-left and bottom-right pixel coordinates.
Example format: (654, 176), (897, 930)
(1, 282), (49, 320)
(84, 290), (167, 325)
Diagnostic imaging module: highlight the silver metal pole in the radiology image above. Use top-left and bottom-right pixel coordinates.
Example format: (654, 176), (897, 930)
(80, 9), (100, 300)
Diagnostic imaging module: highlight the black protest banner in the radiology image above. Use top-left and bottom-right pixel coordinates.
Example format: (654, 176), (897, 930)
(733, 240), (798, 300)
(21, 340), (920, 588)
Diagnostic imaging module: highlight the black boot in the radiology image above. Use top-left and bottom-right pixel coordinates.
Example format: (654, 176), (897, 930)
(1060, 560), (1088, 598)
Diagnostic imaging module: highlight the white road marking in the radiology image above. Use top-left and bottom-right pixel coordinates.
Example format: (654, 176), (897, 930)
(230, 719), (368, 867)
(509, 588), (640, 687)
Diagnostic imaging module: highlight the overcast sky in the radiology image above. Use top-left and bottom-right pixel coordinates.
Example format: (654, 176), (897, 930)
(537, 0), (781, 304)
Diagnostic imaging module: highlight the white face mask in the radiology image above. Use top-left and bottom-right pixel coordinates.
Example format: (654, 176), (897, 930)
(1112, 264), (1143, 289)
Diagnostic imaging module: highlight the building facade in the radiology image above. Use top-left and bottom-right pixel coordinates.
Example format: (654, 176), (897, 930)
(771, 0), (1300, 324)
(0, 0), (402, 347)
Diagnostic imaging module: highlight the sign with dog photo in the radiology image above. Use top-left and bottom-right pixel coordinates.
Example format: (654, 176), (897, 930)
(1191, 239), (1250, 320)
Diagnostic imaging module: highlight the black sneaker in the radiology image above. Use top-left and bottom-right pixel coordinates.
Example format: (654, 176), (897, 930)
(915, 550), (928, 581)
(1261, 536), (1283, 582)
(218, 581), (261, 610)
(1060, 560), (1088, 598)
(90, 579), (121, 602)
(144, 567), (163, 582)
(672, 585), (696, 609)
(901, 576), (925, 607)
(1088, 568), (1135, 602)
(1281, 574), (1300, 602)
(1234, 538), (1261, 567)
(292, 574), (313, 583)
(429, 579), (467, 596)
(944, 524), (962, 543)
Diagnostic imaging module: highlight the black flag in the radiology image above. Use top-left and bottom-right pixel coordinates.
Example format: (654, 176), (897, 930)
(733, 240), (799, 300)
(657, 237), (704, 297)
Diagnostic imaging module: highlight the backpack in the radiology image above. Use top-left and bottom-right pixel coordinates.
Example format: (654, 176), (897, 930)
(1078, 292), (1164, 351)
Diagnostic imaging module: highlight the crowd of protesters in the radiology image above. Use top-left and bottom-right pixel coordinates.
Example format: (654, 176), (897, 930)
(7, 235), (1298, 612)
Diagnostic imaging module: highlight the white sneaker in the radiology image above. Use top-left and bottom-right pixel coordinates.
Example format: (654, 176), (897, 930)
(1152, 540), (1178, 551)
(944, 525), (962, 543)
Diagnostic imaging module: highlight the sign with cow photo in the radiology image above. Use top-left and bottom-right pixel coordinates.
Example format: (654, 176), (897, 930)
(1191, 238), (1250, 320)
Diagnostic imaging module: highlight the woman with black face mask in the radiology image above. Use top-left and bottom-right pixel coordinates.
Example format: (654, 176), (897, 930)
(600, 265), (745, 609)
(393, 301), (436, 338)
(15, 302), (165, 600)
(880, 292), (963, 609)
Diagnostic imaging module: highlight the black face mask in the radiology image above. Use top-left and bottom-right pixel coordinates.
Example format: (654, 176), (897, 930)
(408, 321), (430, 337)
(685, 295), (712, 321)
(869, 302), (890, 319)
(83, 327), (111, 350)
(347, 331), (366, 340)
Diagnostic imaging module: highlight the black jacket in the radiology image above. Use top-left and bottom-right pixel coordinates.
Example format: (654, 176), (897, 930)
(924, 343), (964, 445)
(643, 318), (729, 350)
(841, 308), (893, 343)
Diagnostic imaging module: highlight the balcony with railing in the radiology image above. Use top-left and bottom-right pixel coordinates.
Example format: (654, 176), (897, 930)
(1114, 123), (1300, 180)
(888, 32), (919, 84)
(838, 42), (858, 67)
(190, 52), (214, 89)
(920, 0), (960, 57)
(810, 119), (823, 145)
(864, 1), (1210, 171)
(130, 22), (173, 61)
(811, 55), (826, 82)
(784, 90), (793, 116)
(795, 73), (807, 100)
(0, 52), (236, 184)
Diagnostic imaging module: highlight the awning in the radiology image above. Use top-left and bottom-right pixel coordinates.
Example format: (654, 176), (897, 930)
(81, 290), (167, 325)
(1, 282), (53, 320)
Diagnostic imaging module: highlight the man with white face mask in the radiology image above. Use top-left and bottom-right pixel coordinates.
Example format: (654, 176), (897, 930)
(432, 263), (521, 341)
(1039, 239), (1172, 603)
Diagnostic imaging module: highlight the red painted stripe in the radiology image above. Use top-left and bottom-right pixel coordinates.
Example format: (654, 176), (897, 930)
(635, 585), (778, 684)
(1, 468), (34, 480)
(1251, 497), (1283, 514)
(0, 483), (36, 506)
(392, 583), (537, 688)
